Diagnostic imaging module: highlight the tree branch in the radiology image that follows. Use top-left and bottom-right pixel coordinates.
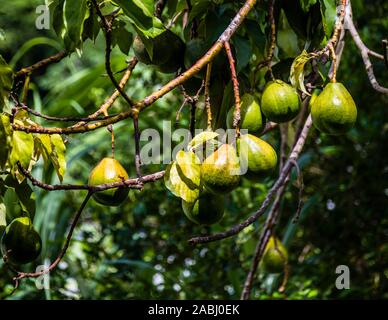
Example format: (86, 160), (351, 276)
(12, 0), (259, 135)
(346, 8), (388, 94)
(17, 162), (164, 192)
(14, 50), (68, 80)
(91, 0), (135, 106)
(12, 192), (92, 281)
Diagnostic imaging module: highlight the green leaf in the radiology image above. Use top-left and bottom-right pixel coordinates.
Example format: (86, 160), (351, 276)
(290, 50), (313, 95)
(233, 35), (252, 73)
(35, 133), (66, 182)
(188, 131), (219, 151)
(113, 23), (133, 55)
(0, 113), (12, 168)
(82, 6), (100, 42)
(50, 134), (67, 182)
(0, 55), (13, 111)
(188, 0), (211, 24)
(4, 176), (36, 218)
(164, 150), (201, 202)
(9, 131), (34, 170)
(64, 0), (89, 49)
(0, 201), (6, 229)
(52, 0), (65, 37)
(300, 0), (318, 12)
(3, 187), (24, 222)
(319, 0), (336, 39)
(114, 0), (165, 38)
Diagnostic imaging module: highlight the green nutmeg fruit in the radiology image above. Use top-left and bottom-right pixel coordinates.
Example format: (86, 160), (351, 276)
(1, 216), (42, 265)
(227, 93), (265, 134)
(182, 192), (225, 225)
(238, 134), (277, 179)
(89, 157), (129, 206)
(201, 144), (241, 194)
(311, 82), (357, 135)
(261, 80), (301, 123)
(133, 30), (185, 73)
(262, 236), (288, 274)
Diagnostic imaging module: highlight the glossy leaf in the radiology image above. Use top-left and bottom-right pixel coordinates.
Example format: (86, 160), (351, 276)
(64, 0), (89, 49)
(114, 0), (165, 38)
(319, 0), (336, 39)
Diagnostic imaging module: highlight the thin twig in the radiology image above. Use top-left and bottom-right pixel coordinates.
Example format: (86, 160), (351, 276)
(12, 192), (92, 282)
(290, 159), (304, 223)
(91, 0), (135, 106)
(279, 124), (288, 171)
(133, 116), (143, 180)
(14, 50), (68, 80)
(260, 121), (278, 136)
(19, 104), (119, 122)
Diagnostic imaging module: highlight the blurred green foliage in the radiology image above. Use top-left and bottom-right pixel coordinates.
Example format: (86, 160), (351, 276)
(0, 0), (387, 300)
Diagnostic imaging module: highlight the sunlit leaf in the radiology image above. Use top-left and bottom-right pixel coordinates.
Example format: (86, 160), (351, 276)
(50, 134), (67, 182)
(188, 131), (219, 151)
(9, 131), (34, 170)
(164, 150), (201, 202)
(290, 50), (313, 95)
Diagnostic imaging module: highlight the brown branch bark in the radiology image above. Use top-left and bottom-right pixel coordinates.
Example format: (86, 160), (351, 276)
(17, 162), (164, 192)
(13, 0), (259, 135)
(14, 50), (68, 79)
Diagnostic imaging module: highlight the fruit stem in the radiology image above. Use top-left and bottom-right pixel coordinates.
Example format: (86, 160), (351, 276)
(104, 110), (115, 159)
(133, 116), (143, 179)
(204, 62), (213, 130)
(329, 44), (337, 83)
(21, 75), (30, 105)
(267, 0), (276, 81)
(224, 41), (241, 138)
